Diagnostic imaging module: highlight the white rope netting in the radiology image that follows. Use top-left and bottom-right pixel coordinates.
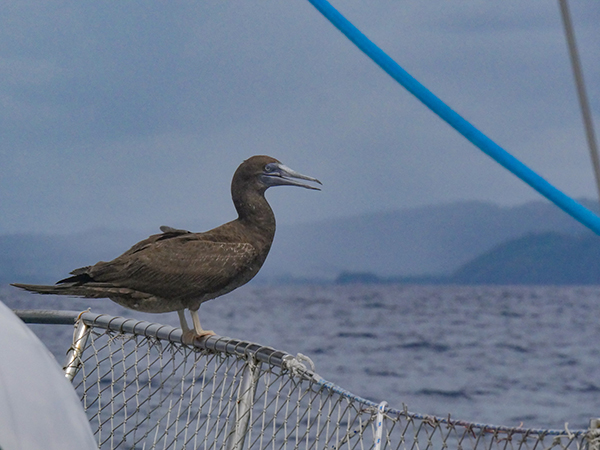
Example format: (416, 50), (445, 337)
(16, 311), (594, 450)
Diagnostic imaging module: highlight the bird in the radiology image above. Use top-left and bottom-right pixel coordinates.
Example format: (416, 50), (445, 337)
(12, 155), (321, 342)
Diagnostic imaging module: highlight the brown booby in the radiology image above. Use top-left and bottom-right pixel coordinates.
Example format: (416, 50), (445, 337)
(12, 155), (321, 341)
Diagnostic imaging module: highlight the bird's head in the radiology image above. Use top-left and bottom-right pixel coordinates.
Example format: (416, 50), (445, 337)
(233, 155), (322, 194)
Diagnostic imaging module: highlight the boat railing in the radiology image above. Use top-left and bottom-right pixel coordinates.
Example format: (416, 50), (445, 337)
(14, 309), (600, 450)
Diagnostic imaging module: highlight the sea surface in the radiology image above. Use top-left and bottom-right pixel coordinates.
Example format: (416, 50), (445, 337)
(2, 283), (599, 432)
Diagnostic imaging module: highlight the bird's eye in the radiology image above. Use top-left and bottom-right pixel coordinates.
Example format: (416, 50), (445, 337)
(264, 163), (277, 173)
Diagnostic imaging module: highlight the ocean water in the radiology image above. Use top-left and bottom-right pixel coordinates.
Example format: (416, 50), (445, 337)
(2, 283), (599, 431)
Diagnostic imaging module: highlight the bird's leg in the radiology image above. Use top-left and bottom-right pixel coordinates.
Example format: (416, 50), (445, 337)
(181, 308), (215, 344)
(191, 309), (216, 336)
(177, 310), (190, 332)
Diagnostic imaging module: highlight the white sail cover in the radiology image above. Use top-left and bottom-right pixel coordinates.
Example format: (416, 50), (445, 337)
(0, 301), (97, 450)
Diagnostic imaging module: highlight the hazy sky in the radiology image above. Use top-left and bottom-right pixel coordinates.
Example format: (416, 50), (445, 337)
(1, 1), (598, 235)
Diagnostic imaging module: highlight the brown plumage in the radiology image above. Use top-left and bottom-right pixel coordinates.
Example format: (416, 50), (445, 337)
(12, 155), (321, 340)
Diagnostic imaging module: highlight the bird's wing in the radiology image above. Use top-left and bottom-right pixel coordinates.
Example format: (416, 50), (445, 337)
(159, 225), (191, 235)
(111, 227), (193, 258)
(87, 236), (258, 300)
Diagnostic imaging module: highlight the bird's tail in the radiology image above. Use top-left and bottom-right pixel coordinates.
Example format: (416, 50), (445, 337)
(11, 282), (112, 299)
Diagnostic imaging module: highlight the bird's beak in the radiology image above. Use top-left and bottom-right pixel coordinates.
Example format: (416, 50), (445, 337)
(261, 163), (322, 190)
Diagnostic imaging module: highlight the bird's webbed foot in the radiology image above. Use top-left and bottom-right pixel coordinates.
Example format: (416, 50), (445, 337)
(179, 309), (216, 345)
(181, 329), (216, 345)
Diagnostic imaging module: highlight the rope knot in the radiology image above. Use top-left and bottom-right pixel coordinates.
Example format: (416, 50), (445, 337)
(283, 353), (318, 380)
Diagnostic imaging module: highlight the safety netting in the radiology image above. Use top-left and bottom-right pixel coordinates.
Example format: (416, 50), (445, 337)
(15, 310), (599, 450)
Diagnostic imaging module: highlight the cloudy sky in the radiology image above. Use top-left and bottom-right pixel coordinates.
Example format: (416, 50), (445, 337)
(1, 1), (598, 235)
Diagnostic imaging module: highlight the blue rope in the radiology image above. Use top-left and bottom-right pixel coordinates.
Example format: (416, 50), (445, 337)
(306, 0), (600, 235)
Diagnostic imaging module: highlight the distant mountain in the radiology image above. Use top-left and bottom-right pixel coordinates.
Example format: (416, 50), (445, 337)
(451, 231), (600, 285)
(261, 199), (598, 280)
(336, 231), (600, 285)
(0, 199), (598, 285)
(335, 271), (449, 285)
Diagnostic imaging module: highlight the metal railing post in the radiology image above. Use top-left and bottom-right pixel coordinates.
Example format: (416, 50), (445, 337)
(587, 419), (600, 450)
(226, 356), (262, 450)
(63, 314), (91, 381)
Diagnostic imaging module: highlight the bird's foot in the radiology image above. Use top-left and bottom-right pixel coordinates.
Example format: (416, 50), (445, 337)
(181, 329), (216, 345)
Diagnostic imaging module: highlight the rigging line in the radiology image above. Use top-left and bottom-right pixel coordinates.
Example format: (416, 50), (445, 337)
(306, 0), (600, 235)
(558, 0), (600, 201)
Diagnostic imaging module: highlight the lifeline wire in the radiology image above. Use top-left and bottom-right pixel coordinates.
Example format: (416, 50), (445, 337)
(306, 0), (600, 235)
